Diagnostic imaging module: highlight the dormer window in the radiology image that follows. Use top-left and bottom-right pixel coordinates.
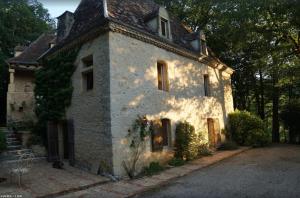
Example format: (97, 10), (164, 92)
(161, 18), (169, 39)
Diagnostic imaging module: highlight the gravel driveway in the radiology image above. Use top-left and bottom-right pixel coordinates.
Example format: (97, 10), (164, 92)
(138, 144), (300, 198)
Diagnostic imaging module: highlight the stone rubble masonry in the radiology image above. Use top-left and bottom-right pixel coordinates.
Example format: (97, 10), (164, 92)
(66, 33), (113, 174)
(108, 31), (234, 176)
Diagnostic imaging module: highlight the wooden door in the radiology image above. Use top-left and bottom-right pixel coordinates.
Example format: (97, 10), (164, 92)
(207, 118), (216, 148)
(67, 119), (75, 166)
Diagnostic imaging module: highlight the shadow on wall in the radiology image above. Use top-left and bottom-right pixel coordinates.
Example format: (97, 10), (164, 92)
(111, 52), (233, 173)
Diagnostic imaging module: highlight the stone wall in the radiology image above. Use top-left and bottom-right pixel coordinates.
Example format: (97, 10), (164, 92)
(66, 33), (113, 174)
(108, 31), (234, 176)
(7, 70), (35, 122)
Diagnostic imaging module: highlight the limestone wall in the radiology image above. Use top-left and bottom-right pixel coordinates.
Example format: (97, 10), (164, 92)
(66, 33), (113, 174)
(108, 32), (234, 176)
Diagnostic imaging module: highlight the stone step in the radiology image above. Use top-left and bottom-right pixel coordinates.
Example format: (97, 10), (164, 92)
(7, 140), (21, 146)
(7, 149), (32, 155)
(6, 134), (17, 138)
(7, 145), (22, 150)
(6, 137), (18, 142)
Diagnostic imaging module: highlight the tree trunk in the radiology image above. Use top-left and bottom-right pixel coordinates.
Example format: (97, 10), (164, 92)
(259, 69), (265, 120)
(272, 70), (280, 143)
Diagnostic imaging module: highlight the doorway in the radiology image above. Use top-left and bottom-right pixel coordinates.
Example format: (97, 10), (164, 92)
(47, 120), (74, 165)
(207, 118), (221, 148)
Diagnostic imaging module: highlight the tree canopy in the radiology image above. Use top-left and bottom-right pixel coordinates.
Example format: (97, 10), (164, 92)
(0, 0), (53, 124)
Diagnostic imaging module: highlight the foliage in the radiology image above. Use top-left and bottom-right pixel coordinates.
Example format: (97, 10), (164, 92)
(175, 121), (200, 161)
(122, 116), (153, 179)
(0, 0), (53, 124)
(142, 162), (164, 176)
(280, 99), (300, 144)
(0, 129), (6, 152)
(227, 110), (271, 147)
(198, 144), (213, 156)
(168, 158), (185, 167)
(34, 48), (80, 145)
(26, 135), (43, 148)
(218, 141), (239, 151)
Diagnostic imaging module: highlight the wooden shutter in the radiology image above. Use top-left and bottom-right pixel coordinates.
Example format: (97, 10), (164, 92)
(162, 119), (171, 146)
(151, 120), (164, 152)
(157, 63), (163, 90)
(47, 121), (59, 162)
(207, 118), (216, 148)
(163, 65), (169, 91)
(68, 119), (75, 166)
(214, 119), (221, 146)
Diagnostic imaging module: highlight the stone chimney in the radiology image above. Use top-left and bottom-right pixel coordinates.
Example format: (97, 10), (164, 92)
(199, 30), (208, 56)
(57, 11), (75, 43)
(14, 45), (26, 57)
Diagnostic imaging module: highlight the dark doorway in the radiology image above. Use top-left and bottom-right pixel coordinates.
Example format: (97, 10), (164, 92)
(47, 120), (75, 166)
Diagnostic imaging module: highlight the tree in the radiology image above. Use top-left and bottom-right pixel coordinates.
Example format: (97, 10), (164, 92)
(0, 0), (53, 124)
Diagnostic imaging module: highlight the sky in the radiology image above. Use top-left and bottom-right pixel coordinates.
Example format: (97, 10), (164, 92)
(38, 0), (81, 18)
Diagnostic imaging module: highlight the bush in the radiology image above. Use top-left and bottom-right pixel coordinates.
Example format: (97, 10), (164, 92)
(218, 141), (239, 151)
(227, 110), (271, 147)
(26, 135), (43, 148)
(198, 144), (213, 156)
(175, 121), (200, 160)
(0, 129), (6, 152)
(142, 162), (164, 176)
(168, 158), (186, 167)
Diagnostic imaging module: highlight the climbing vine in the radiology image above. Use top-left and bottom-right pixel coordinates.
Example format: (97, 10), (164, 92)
(34, 47), (80, 144)
(123, 115), (154, 178)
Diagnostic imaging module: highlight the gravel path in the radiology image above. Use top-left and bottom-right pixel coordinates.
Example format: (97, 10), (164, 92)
(138, 144), (300, 198)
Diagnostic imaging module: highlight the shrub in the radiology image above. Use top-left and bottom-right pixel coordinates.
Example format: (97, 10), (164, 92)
(227, 110), (271, 147)
(142, 162), (164, 176)
(218, 141), (239, 151)
(26, 135), (43, 148)
(0, 129), (6, 152)
(175, 121), (200, 161)
(198, 144), (213, 156)
(168, 158), (185, 167)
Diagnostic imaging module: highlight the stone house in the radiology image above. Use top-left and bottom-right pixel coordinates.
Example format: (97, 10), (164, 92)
(7, 0), (234, 177)
(6, 34), (56, 123)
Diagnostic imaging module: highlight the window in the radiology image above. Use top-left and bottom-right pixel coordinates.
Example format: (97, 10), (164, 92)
(83, 71), (93, 91)
(201, 39), (208, 55)
(204, 75), (210, 96)
(82, 55), (93, 67)
(82, 55), (94, 91)
(157, 62), (169, 92)
(160, 18), (169, 39)
(152, 119), (171, 152)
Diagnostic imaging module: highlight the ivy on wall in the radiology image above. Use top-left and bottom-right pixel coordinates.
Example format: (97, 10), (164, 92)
(34, 47), (80, 144)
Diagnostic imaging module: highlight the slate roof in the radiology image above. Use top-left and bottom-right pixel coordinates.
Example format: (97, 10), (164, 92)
(47, 0), (201, 57)
(7, 33), (56, 65)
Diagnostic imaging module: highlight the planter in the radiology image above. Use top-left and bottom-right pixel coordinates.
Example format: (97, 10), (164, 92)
(31, 145), (46, 157)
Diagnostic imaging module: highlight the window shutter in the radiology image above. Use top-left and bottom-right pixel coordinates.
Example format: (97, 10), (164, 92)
(163, 65), (169, 91)
(157, 63), (163, 90)
(162, 119), (171, 146)
(151, 120), (164, 152)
